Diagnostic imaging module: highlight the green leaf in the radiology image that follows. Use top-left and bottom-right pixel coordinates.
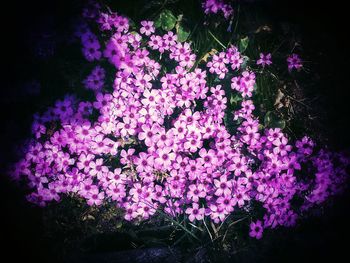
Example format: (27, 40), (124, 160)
(128, 18), (137, 30)
(239, 36), (249, 53)
(230, 94), (242, 105)
(154, 16), (162, 28)
(155, 9), (177, 31)
(264, 111), (273, 125)
(176, 25), (190, 42)
(264, 111), (286, 129)
(162, 10), (177, 31)
(240, 55), (250, 69)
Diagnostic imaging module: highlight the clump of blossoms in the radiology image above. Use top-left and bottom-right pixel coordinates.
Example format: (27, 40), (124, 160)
(9, 4), (349, 241)
(83, 65), (105, 92)
(202, 0), (234, 19)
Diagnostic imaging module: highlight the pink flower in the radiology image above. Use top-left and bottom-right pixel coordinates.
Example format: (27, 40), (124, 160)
(257, 53), (272, 67)
(138, 123), (160, 147)
(228, 156), (247, 176)
(187, 183), (206, 202)
(152, 185), (167, 204)
(154, 147), (176, 170)
(183, 135), (202, 153)
(226, 45), (243, 70)
(86, 188), (105, 206)
(249, 220), (264, 239)
(120, 148), (135, 165)
(141, 88), (159, 106)
(163, 31), (177, 47)
(214, 175), (232, 196)
(155, 129), (174, 148)
(134, 73), (152, 91)
(207, 52), (228, 79)
(199, 148), (217, 168)
(89, 158), (108, 178)
(124, 202), (139, 221)
(77, 153), (95, 172)
(185, 203), (205, 222)
(148, 35), (163, 50)
(287, 53), (303, 71)
(216, 196), (235, 213)
(140, 21), (155, 36)
(134, 152), (154, 173)
(106, 184), (126, 202)
(208, 203), (227, 223)
(179, 53), (196, 68)
(272, 136), (292, 156)
(137, 202), (157, 219)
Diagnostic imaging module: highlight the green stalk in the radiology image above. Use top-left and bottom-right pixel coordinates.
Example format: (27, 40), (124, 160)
(208, 30), (227, 49)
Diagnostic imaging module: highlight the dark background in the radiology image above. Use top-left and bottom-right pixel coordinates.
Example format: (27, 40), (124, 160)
(1, 0), (349, 262)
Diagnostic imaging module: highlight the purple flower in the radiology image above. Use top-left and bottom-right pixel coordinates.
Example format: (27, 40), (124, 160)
(140, 21), (155, 36)
(287, 53), (303, 71)
(187, 183), (206, 202)
(185, 203), (205, 222)
(83, 66), (105, 91)
(257, 53), (272, 67)
(154, 147), (176, 170)
(81, 31), (102, 62)
(202, 0), (233, 19)
(207, 52), (228, 79)
(249, 220), (264, 239)
(226, 45), (243, 70)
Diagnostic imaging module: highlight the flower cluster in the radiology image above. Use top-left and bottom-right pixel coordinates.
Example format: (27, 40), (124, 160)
(9, 4), (349, 241)
(83, 65), (105, 92)
(80, 29), (102, 62)
(202, 0), (234, 19)
(231, 71), (256, 98)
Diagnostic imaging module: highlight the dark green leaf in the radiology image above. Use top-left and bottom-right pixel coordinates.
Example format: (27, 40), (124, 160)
(239, 36), (249, 53)
(154, 16), (162, 28)
(264, 111), (286, 129)
(240, 55), (250, 69)
(155, 9), (177, 31)
(230, 94), (242, 105)
(177, 25), (190, 42)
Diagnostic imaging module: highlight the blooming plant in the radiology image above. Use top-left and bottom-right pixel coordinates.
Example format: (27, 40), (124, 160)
(9, 0), (349, 247)
(202, 0), (234, 19)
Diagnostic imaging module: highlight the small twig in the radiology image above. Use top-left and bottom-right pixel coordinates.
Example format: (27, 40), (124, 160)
(271, 40), (285, 55)
(287, 95), (312, 109)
